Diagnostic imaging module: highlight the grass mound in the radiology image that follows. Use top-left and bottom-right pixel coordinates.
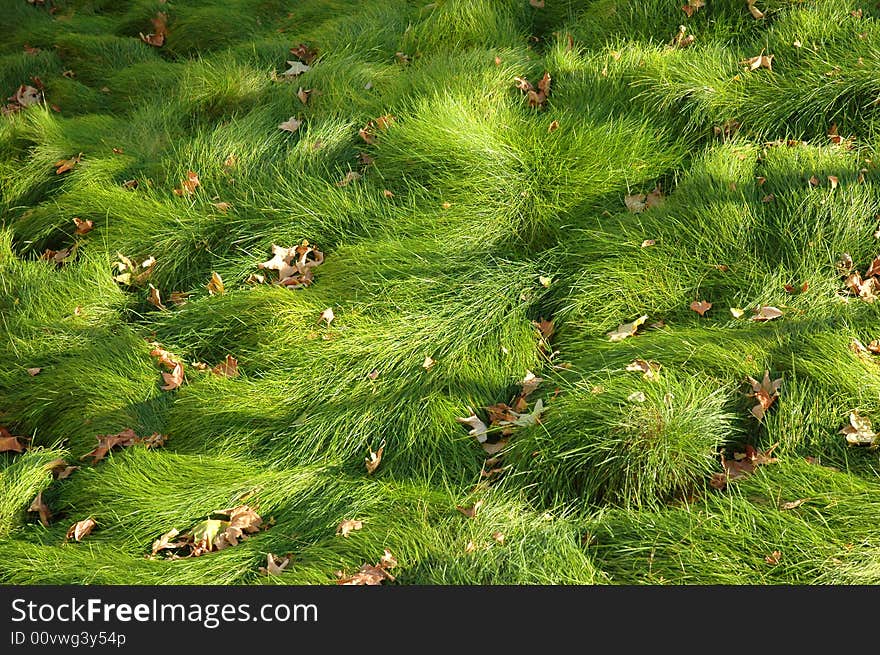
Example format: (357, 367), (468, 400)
(3, 0), (880, 584)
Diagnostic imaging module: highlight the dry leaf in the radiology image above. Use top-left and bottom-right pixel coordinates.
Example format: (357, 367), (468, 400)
(139, 11), (168, 47)
(529, 0), (544, 7)
(28, 492), (52, 527)
(607, 315), (648, 342)
(747, 1), (764, 19)
(624, 194), (647, 213)
(47, 458), (78, 480)
(336, 171), (361, 187)
(258, 242), (324, 288)
(671, 25), (695, 49)
(514, 72), (551, 108)
(365, 439), (385, 474)
(80, 428), (140, 464)
(11, 84), (42, 107)
(282, 61), (310, 78)
(741, 52), (773, 71)
(212, 202), (231, 212)
(456, 411), (489, 443)
(780, 498), (808, 511)
(359, 115), (396, 144)
(260, 553), (290, 576)
(681, 0), (705, 17)
(765, 550), (782, 565)
(690, 300), (712, 316)
(840, 411), (878, 449)
(27, 367), (41, 376)
(456, 500), (483, 519)
(336, 520), (363, 537)
(628, 391), (647, 403)
(641, 239), (656, 248)
(521, 370), (543, 396)
(206, 271), (224, 295)
(534, 318), (554, 340)
(296, 87), (312, 105)
(747, 371), (782, 421)
(66, 517), (97, 542)
(278, 116), (302, 133)
(626, 359), (661, 380)
(828, 175), (839, 190)
(212, 355), (239, 378)
(337, 563), (393, 585)
(147, 284), (166, 311)
(73, 217), (94, 235)
(730, 307), (745, 318)
(464, 540), (477, 553)
(492, 532), (505, 544)
(0, 431), (26, 453)
(751, 306), (782, 322)
(54, 153), (82, 174)
(290, 43), (318, 65)
(160, 362), (185, 391)
(172, 170), (200, 196)
(319, 307), (335, 325)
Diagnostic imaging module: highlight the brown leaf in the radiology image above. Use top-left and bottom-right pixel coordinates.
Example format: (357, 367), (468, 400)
(765, 550), (782, 565)
(548, 120), (559, 133)
(671, 25), (695, 49)
(690, 300), (712, 316)
(359, 115), (396, 144)
(336, 171), (361, 187)
(260, 553), (290, 576)
(529, 0), (544, 7)
(456, 500), (483, 519)
(139, 11), (168, 47)
(681, 0), (705, 17)
(747, 371), (782, 421)
(0, 431), (26, 453)
(751, 306), (783, 322)
(206, 271), (224, 295)
(147, 284), (167, 311)
(456, 411), (489, 443)
(464, 540), (477, 553)
(212, 355), (239, 378)
(151, 528), (185, 556)
(26, 491), (52, 527)
(780, 498), (808, 511)
(741, 52), (774, 71)
(828, 175), (839, 190)
(161, 361), (185, 391)
(172, 170), (200, 196)
(422, 356), (436, 371)
(73, 217), (94, 235)
(278, 116), (302, 133)
(747, 1), (764, 19)
(47, 458), (78, 480)
(66, 517), (97, 542)
(336, 520), (363, 537)
(492, 532), (505, 544)
(365, 439), (385, 475)
(337, 563), (393, 585)
(10, 84), (42, 108)
(149, 344), (182, 370)
(290, 43), (318, 65)
(296, 87), (312, 105)
(212, 201), (231, 212)
(54, 152), (82, 174)
(80, 428), (140, 464)
(625, 359), (661, 380)
(27, 367), (41, 376)
(533, 317), (555, 340)
(641, 239), (656, 248)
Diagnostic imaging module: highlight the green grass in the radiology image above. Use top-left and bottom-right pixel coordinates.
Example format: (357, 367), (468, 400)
(4, 0), (880, 585)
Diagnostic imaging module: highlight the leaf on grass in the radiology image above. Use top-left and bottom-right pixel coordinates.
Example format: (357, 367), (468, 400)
(359, 115), (396, 144)
(258, 242), (325, 288)
(751, 306), (782, 322)
(456, 411), (489, 443)
(282, 61), (311, 78)
(172, 170), (200, 196)
(747, 1), (765, 19)
(28, 491), (52, 527)
(0, 428), (26, 453)
(47, 458), (78, 480)
(765, 550), (782, 566)
(514, 72), (551, 108)
(80, 428), (139, 464)
(27, 367), (41, 376)
(191, 519), (225, 552)
(66, 517), (96, 542)
(337, 549), (397, 585)
(151, 529), (185, 556)
(336, 520), (363, 537)
(290, 43), (318, 65)
(529, 0), (544, 7)
(296, 87), (312, 105)
(624, 193), (646, 213)
(11, 84), (43, 108)
(626, 359), (661, 380)
(711, 443), (778, 489)
(147, 284), (166, 311)
(54, 152), (82, 174)
(365, 439), (385, 475)
(139, 11), (168, 47)
(456, 500), (483, 519)
(161, 361), (185, 391)
(422, 356), (436, 370)
(690, 300), (712, 316)
(741, 52), (774, 71)
(336, 170), (361, 187)
(278, 116), (302, 133)
(671, 25), (695, 49)
(73, 217), (93, 235)
(681, 0), (704, 17)
(747, 371), (782, 421)
(780, 498), (808, 511)
(607, 315), (648, 342)
(533, 318), (554, 340)
(260, 553), (291, 576)
(521, 370), (543, 397)
(206, 271), (224, 295)
(211, 355), (239, 378)
(214, 505), (263, 550)
(212, 201), (231, 212)
(840, 411), (879, 449)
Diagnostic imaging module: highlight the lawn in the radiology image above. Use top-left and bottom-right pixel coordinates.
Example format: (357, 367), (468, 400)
(2, 0), (880, 585)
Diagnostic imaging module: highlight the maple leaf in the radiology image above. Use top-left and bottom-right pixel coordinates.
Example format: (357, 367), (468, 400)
(607, 315), (649, 342)
(161, 361), (185, 391)
(66, 517), (97, 542)
(282, 61), (310, 78)
(40, 247), (72, 266)
(214, 505), (263, 549)
(456, 411), (489, 443)
(712, 443), (778, 489)
(741, 52), (774, 71)
(211, 355), (239, 378)
(80, 428), (140, 464)
(514, 72), (551, 108)
(206, 271), (224, 295)
(365, 439), (385, 475)
(840, 411), (879, 449)
(626, 359), (661, 380)
(359, 115), (396, 144)
(149, 344), (182, 370)
(190, 519), (225, 552)
(690, 300), (712, 316)
(73, 217), (93, 235)
(751, 306), (783, 322)
(260, 553), (291, 576)
(54, 153), (82, 174)
(681, 0), (705, 17)
(746, 371), (782, 421)
(28, 491), (51, 527)
(278, 116), (302, 133)
(172, 170), (200, 196)
(336, 520), (363, 537)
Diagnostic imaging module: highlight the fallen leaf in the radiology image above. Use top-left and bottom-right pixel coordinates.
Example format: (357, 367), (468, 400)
(730, 307), (745, 318)
(337, 563), (393, 585)
(296, 87), (312, 105)
(840, 411), (878, 449)
(258, 242), (324, 288)
(147, 284), (166, 311)
(383, 189), (394, 198)
(139, 11), (168, 47)
(641, 239), (656, 248)
(626, 359), (661, 380)
(690, 300), (712, 316)
(54, 153), (82, 174)
(741, 52), (774, 71)
(80, 428), (140, 463)
(27, 367), (41, 376)
(828, 175), (839, 190)
(367, 368), (380, 380)
(206, 271), (224, 295)
(73, 218), (93, 235)
(492, 532), (505, 544)
(172, 170), (200, 196)
(66, 517), (97, 542)
(464, 540), (477, 553)
(47, 458), (78, 480)
(336, 520), (363, 537)
(0, 429), (25, 453)
(780, 498), (808, 511)
(671, 25), (695, 49)
(547, 120), (559, 133)
(211, 355), (239, 378)
(11, 84), (42, 107)
(520, 370), (543, 396)
(319, 307), (335, 325)
(607, 315), (649, 342)
(538, 275), (552, 287)
(365, 439), (385, 474)
(282, 61), (311, 78)
(212, 201), (231, 212)
(529, 0), (544, 7)
(336, 170), (361, 187)
(751, 306), (782, 322)
(765, 550), (782, 566)
(747, 1), (764, 19)
(534, 318), (554, 340)
(747, 371), (782, 421)
(28, 492), (52, 527)
(422, 356), (436, 370)
(290, 43), (318, 65)
(278, 116), (302, 133)
(514, 72), (551, 108)
(161, 362), (185, 391)
(260, 553), (290, 576)
(712, 443), (778, 489)
(627, 391), (647, 403)
(190, 519), (225, 552)
(681, 0), (705, 17)
(457, 411), (489, 443)
(456, 500), (483, 519)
